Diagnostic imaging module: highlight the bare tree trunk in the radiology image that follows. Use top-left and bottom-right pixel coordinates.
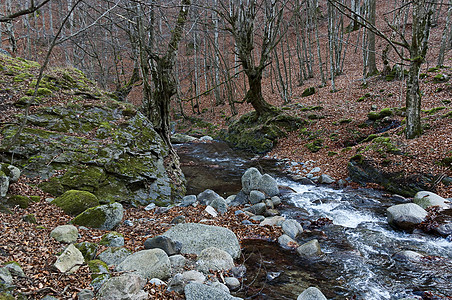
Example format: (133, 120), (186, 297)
(366, 0), (378, 76)
(437, 0), (452, 67)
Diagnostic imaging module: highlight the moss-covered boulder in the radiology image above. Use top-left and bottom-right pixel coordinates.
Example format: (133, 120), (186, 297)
(5, 195), (32, 209)
(52, 190), (99, 216)
(99, 232), (124, 247)
(301, 87), (316, 97)
(75, 242), (98, 261)
(224, 111), (305, 153)
(87, 259), (111, 290)
(72, 203), (123, 230)
(0, 59), (181, 206)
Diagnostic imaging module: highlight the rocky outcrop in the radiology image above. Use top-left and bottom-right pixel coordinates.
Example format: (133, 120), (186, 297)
(162, 223), (241, 259)
(348, 158), (431, 197)
(0, 94), (182, 206)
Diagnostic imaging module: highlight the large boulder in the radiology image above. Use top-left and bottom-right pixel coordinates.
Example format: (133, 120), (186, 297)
(0, 74), (181, 206)
(162, 223), (241, 259)
(258, 174), (279, 197)
(196, 247), (235, 273)
(97, 274), (148, 300)
(387, 203), (428, 231)
(116, 249), (171, 280)
(197, 189), (224, 206)
(184, 282), (243, 300)
(52, 190), (99, 216)
(297, 287), (327, 300)
(241, 168), (262, 194)
(413, 191), (449, 210)
(281, 219), (303, 240)
(72, 202), (123, 230)
(50, 225), (78, 243)
(98, 247), (131, 267)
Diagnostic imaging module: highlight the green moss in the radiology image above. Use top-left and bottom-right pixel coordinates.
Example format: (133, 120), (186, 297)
(306, 139), (323, 153)
(427, 67), (439, 72)
(339, 118), (352, 124)
(71, 205), (107, 229)
(350, 154), (364, 164)
(22, 214), (37, 224)
(368, 108), (394, 120)
(419, 73), (428, 79)
(6, 195), (31, 209)
(328, 151), (338, 157)
(365, 137), (401, 156)
(39, 178), (65, 196)
(433, 73), (449, 83)
(75, 242), (98, 261)
(87, 260), (109, 280)
(301, 87), (316, 97)
(300, 105), (323, 112)
(99, 231), (123, 247)
(29, 196), (40, 202)
(442, 110), (452, 118)
(53, 190), (99, 216)
(442, 99), (451, 105)
(13, 72), (32, 82)
(422, 106), (446, 115)
(361, 134), (378, 143)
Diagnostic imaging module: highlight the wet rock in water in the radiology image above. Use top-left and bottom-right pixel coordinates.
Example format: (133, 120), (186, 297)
(296, 239), (322, 258)
(50, 225), (79, 244)
(241, 168), (262, 194)
(281, 219), (303, 240)
(258, 174), (279, 197)
(249, 190), (265, 205)
(97, 273), (148, 300)
(318, 174), (335, 184)
(297, 286), (327, 300)
(167, 270), (206, 293)
(116, 249), (171, 280)
(435, 222), (452, 237)
(271, 196), (282, 206)
(184, 282), (243, 300)
(196, 247), (234, 273)
(413, 191), (449, 210)
(99, 232), (124, 247)
(387, 203), (428, 231)
(278, 234), (299, 250)
(162, 223), (241, 259)
(72, 202), (123, 230)
(393, 250), (424, 262)
(54, 244), (84, 273)
(171, 133), (198, 144)
(144, 236), (180, 256)
(244, 203), (266, 216)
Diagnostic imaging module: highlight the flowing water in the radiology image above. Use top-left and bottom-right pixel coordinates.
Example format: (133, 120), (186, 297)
(175, 140), (452, 299)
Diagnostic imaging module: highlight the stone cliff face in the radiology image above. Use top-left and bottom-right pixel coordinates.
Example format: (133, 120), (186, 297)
(0, 57), (183, 206)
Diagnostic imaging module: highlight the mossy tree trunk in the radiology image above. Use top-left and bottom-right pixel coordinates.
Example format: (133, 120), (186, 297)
(220, 0), (285, 117)
(406, 0), (432, 139)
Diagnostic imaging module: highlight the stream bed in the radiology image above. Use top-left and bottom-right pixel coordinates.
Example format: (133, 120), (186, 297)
(175, 141), (452, 299)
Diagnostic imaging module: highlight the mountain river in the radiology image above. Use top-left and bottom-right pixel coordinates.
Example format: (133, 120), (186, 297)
(175, 140), (452, 300)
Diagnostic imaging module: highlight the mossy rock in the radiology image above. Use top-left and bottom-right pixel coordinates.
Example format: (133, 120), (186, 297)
(6, 195), (32, 209)
(75, 242), (98, 261)
(71, 202), (123, 230)
(22, 214), (37, 224)
(367, 108), (394, 120)
(301, 87), (316, 97)
(224, 110), (305, 153)
(364, 137), (401, 156)
(87, 259), (110, 280)
(99, 232), (124, 247)
(306, 139), (323, 153)
(52, 190), (99, 216)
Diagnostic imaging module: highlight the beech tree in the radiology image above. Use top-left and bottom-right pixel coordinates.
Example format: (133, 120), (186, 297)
(219, 0), (286, 116)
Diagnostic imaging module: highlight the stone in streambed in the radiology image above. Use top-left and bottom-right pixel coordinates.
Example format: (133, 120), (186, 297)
(296, 239), (322, 258)
(297, 286), (327, 300)
(413, 191), (449, 210)
(387, 203), (428, 231)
